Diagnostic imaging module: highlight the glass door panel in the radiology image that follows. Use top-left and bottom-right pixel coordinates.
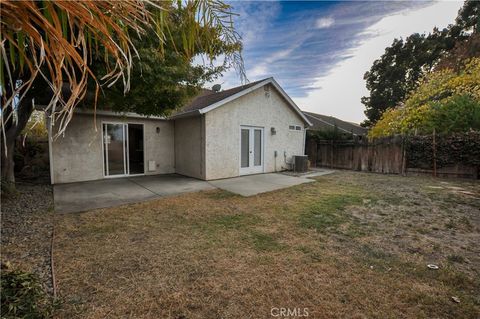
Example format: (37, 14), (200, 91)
(104, 123), (126, 176)
(241, 128), (250, 168)
(128, 124), (144, 174)
(254, 129), (262, 166)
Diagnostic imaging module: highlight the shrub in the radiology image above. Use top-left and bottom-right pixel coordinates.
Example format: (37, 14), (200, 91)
(370, 58), (480, 138)
(1, 263), (54, 318)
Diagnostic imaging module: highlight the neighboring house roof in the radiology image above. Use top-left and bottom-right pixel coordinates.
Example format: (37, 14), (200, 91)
(171, 77), (312, 126)
(303, 111), (367, 136)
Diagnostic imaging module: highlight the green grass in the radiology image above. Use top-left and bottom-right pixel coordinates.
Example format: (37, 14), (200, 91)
(212, 214), (252, 230)
(299, 193), (363, 232)
(447, 254), (466, 264)
(205, 214), (284, 252)
(249, 231), (284, 252)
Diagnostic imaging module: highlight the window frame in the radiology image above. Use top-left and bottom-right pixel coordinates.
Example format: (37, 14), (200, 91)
(289, 125), (302, 131)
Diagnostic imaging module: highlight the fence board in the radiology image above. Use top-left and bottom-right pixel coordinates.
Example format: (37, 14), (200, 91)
(307, 135), (478, 179)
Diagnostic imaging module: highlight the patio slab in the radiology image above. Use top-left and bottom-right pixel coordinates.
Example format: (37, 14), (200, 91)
(54, 174), (215, 213)
(208, 173), (315, 197)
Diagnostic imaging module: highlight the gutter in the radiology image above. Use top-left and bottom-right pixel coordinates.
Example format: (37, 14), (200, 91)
(74, 108), (167, 120)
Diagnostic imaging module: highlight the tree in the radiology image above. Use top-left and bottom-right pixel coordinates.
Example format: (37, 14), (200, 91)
(92, 4), (243, 116)
(0, 0), (243, 188)
(452, 0), (480, 35)
(369, 58), (480, 138)
(361, 29), (453, 126)
(435, 33), (480, 72)
(361, 0), (480, 126)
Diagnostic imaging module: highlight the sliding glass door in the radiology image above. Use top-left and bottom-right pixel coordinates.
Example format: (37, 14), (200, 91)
(103, 123), (144, 177)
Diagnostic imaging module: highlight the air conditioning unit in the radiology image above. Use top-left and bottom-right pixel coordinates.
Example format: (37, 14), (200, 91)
(293, 155), (308, 173)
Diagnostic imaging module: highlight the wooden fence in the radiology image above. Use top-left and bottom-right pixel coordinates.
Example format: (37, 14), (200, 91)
(306, 135), (479, 179)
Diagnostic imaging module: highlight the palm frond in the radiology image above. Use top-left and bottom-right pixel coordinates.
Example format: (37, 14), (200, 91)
(0, 0), (244, 146)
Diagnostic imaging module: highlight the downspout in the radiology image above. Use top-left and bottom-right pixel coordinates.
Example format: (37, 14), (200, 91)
(302, 126), (307, 155)
(173, 119), (176, 172)
(201, 114), (206, 180)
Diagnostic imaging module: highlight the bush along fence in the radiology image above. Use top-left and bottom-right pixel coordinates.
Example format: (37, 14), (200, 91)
(305, 131), (480, 179)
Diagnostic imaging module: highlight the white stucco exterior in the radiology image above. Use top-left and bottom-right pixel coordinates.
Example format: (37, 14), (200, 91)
(49, 78), (310, 184)
(50, 114), (175, 184)
(204, 84), (306, 180)
(174, 116), (205, 179)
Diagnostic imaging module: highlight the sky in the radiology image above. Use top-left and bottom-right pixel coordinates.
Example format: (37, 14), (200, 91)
(208, 0), (464, 123)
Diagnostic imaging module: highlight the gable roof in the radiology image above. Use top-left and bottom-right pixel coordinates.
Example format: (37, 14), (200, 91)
(178, 80), (265, 114)
(303, 111), (367, 136)
(171, 77), (312, 126)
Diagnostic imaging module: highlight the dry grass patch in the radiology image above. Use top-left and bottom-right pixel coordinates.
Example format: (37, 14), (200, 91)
(53, 172), (480, 318)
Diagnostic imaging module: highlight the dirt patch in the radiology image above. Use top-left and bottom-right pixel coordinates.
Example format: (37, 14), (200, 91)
(51, 172), (479, 318)
(1, 181), (54, 295)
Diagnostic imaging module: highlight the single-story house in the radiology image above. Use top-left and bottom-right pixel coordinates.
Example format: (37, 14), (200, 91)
(303, 111), (367, 137)
(48, 77), (312, 184)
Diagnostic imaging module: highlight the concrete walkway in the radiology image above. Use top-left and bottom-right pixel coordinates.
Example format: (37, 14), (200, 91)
(54, 170), (336, 213)
(54, 174), (215, 213)
(209, 173), (316, 197)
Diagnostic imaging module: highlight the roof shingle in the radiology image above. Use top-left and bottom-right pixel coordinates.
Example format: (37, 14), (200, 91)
(303, 111), (367, 136)
(174, 79), (268, 116)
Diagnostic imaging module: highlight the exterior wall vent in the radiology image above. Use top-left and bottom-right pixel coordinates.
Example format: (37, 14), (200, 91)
(148, 160), (156, 172)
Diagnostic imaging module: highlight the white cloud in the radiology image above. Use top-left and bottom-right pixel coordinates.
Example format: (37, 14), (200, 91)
(249, 65), (268, 78)
(295, 1), (463, 123)
(316, 17), (335, 29)
(232, 1), (281, 45)
(250, 45), (301, 77)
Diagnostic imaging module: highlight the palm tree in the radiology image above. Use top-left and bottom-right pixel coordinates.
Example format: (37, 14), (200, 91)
(0, 0), (243, 187)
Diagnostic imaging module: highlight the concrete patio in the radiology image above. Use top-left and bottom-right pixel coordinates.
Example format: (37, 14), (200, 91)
(209, 173), (315, 197)
(54, 170), (335, 213)
(54, 174), (215, 213)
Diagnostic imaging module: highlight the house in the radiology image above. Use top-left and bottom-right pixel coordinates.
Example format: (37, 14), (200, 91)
(48, 77), (312, 184)
(303, 111), (367, 137)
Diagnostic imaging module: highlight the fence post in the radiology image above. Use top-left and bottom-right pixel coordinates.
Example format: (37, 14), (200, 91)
(433, 128), (437, 177)
(330, 139), (334, 169)
(401, 136), (407, 176)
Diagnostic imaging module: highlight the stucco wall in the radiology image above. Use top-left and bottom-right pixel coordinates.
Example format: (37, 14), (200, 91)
(204, 84), (306, 180)
(50, 113), (174, 184)
(174, 116), (205, 179)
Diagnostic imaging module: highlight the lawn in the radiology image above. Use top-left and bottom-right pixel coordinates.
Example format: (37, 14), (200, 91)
(53, 171), (480, 318)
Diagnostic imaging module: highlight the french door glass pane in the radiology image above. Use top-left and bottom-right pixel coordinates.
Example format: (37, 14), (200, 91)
(241, 129), (249, 168)
(105, 124), (125, 175)
(254, 129), (262, 166)
(128, 124), (144, 174)
(103, 124), (108, 175)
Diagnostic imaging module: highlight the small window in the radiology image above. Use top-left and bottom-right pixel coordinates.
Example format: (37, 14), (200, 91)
(290, 125), (302, 131)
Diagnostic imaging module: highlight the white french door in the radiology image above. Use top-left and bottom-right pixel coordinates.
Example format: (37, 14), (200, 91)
(103, 123), (144, 177)
(240, 126), (264, 175)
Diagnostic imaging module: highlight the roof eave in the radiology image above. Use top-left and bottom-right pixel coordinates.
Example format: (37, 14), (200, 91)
(74, 108), (167, 120)
(168, 109), (201, 120)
